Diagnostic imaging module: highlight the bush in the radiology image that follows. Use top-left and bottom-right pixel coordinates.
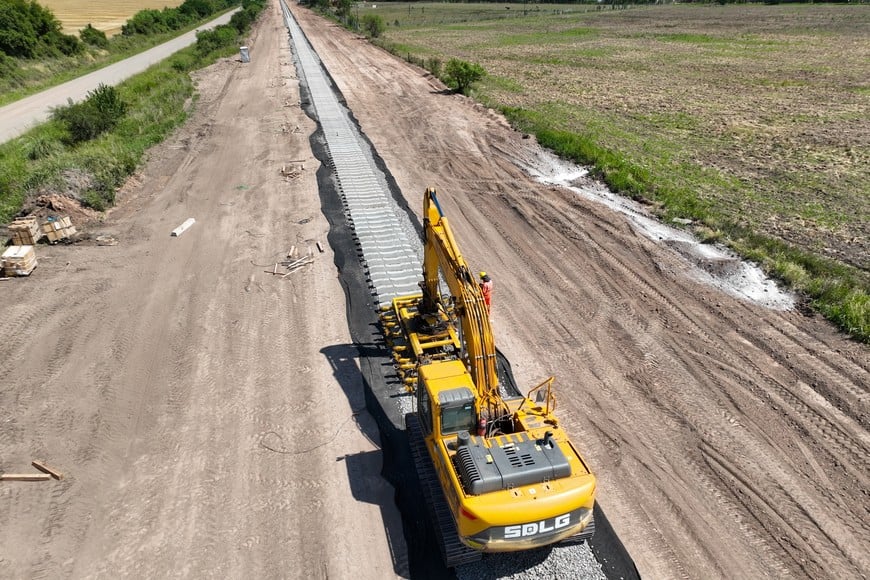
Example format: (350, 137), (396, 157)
(229, 9), (253, 33)
(427, 57), (442, 78)
(362, 14), (385, 38)
(336, 0), (353, 22)
(0, 52), (22, 81)
(48, 31), (82, 56)
(347, 13), (359, 31)
(195, 24), (237, 56)
(80, 24), (109, 49)
(444, 58), (485, 95)
(168, 51), (197, 72)
(53, 84), (127, 144)
(82, 190), (106, 211)
(0, 8), (37, 57)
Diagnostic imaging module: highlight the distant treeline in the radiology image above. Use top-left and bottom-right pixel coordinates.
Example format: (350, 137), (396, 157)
(374, 0), (862, 4)
(0, 0), (242, 61)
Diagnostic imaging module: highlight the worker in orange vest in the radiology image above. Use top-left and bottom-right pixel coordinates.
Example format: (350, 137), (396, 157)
(479, 271), (493, 314)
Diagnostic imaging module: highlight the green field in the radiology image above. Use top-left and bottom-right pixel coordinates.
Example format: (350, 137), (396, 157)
(360, 2), (869, 340)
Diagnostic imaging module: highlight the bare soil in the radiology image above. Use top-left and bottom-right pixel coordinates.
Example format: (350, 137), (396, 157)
(1, 4), (404, 578)
(1, 3), (867, 580)
(290, 4), (868, 579)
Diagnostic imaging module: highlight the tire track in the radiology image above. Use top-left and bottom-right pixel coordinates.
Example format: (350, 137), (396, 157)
(470, 184), (865, 577)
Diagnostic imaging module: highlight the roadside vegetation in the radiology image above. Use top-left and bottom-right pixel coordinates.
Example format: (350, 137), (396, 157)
(0, 0), (241, 106)
(0, 0), (265, 216)
(328, 2), (868, 342)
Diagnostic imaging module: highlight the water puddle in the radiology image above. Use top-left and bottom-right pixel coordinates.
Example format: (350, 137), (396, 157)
(522, 153), (794, 311)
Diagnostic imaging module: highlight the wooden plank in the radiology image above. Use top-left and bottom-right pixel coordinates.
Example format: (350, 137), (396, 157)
(31, 460), (64, 480)
(1, 473), (51, 482)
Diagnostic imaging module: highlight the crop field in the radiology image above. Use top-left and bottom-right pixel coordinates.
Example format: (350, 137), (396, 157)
(40, 0), (185, 36)
(367, 3), (869, 337)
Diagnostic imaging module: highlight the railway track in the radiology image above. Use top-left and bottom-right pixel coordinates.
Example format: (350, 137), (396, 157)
(278, 3), (636, 578)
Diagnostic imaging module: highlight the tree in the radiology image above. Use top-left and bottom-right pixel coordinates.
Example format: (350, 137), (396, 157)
(0, 0), (79, 57)
(444, 59), (485, 95)
(122, 9), (166, 35)
(180, 0), (215, 19)
(361, 14), (384, 38)
(336, 0), (353, 22)
(47, 30), (82, 56)
(0, 8), (37, 57)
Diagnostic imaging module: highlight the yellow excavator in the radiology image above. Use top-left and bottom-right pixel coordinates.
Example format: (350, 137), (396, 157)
(380, 187), (596, 566)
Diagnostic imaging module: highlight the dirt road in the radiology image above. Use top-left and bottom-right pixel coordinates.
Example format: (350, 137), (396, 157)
(1, 4), (403, 578)
(287, 5), (868, 579)
(2, 2), (867, 579)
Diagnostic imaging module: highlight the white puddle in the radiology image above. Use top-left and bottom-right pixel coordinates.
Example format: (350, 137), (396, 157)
(522, 152), (795, 311)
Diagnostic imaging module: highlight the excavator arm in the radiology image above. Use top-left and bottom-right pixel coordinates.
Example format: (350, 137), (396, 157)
(419, 187), (505, 419)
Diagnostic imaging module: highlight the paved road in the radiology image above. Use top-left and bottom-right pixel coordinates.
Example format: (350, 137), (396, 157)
(0, 10), (237, 144)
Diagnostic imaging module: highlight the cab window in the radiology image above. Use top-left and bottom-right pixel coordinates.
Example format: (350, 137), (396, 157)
(419, 387), (432, 434)
(441, 402), (475, 435)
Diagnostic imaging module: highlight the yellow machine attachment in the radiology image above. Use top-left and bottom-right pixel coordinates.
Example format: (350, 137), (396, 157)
(381, 188), (596, 564)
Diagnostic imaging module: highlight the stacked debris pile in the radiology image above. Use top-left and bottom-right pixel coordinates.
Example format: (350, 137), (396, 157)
(9, 217), (42, 245)
(2, 245), (37, 277)
(42, 216), (76, 243)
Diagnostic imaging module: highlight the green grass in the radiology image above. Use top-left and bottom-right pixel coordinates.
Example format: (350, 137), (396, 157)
(366, 2), (870, 342)
(0, 37), (241, 224)
(0, 8), (238, 108)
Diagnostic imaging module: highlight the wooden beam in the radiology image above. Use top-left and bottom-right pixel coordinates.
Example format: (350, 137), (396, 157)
(31, 460), (64, 480)
(1, 473), (51, 482)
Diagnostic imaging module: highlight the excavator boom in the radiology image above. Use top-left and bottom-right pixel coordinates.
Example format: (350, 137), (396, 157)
(419, 188), (503, 416)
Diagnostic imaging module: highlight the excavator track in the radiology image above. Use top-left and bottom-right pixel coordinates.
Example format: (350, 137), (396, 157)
(406, 413), (482, 567)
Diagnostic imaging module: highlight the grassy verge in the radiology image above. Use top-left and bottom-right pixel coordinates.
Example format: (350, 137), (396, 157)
(503, 108), (868, 341)
(358, 3), (869, 343)
(0, 8), (238, 108)
(0, 23), (252, 224)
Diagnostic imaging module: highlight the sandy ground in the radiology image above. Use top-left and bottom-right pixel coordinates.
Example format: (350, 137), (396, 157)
(0, 4), (404, 579)
(288, 4), (868, 580)
(1, 2), (868, 580)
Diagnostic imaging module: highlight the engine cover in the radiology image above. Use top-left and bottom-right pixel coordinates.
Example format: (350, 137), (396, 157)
(455, 431), (572, 495)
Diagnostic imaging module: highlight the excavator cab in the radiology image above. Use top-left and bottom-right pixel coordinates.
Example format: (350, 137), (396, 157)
(417, 360), (478, 437)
